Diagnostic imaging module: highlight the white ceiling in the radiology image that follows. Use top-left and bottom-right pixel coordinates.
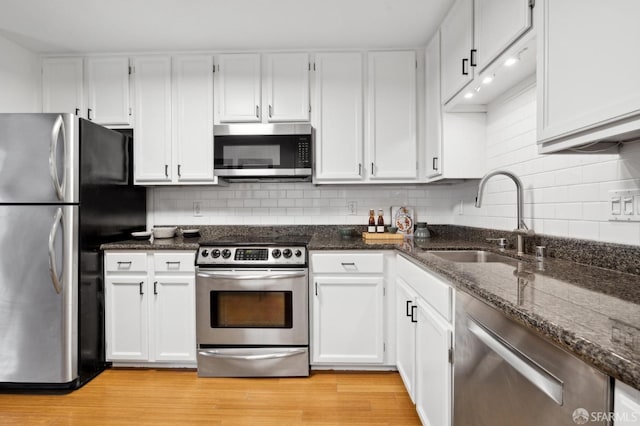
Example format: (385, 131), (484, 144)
(0, 0), (454, 54)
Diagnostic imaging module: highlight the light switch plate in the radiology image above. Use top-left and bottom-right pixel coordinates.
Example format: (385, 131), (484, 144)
(609, 190), (640, 222)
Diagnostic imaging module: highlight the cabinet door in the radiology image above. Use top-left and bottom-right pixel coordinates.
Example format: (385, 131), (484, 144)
(314, 52), (364, 181)
(133, 56), (172, 183)
(441, 0), (474, 103)
(173, 55), (215, 182)
(265, 53), (309, 122)
(151, 276), (196, 362)
(105, 276), (148, 361)
(367, 51), (417, 180)
(395, 278), (417, 402)
(538, 0), (640, 145)
(312, 276), (384, 364)
(216, 53), (261, 122)
(415, 299), (452, 426)
(42, 57), (84, 116)
(425, 32), (443, 179)
(474, 0), (531, 71)
(86, 56), (131, 125)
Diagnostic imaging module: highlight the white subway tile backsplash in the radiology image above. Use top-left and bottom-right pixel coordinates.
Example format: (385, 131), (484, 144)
(148, 84), (640, 246)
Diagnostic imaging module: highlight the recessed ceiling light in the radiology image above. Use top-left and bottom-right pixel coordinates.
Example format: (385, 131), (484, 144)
(504, 57), (518, 67)
(464, 92), (474, 99)
(482, 75), (494, 85)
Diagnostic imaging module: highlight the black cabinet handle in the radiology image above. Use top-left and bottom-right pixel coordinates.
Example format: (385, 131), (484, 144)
(177, 164), (181, 177)
(256, 105), (259, 118)
(433, 157), (439, 171)
(314, 282), (318, 296)
(462, 58), (469, 76)
(75, 108), (80, 115)
(87, 108), (93, 121)
(139, 281), (144, 295)
(164, 164), (168, 177)
(470, 49), (477, 67)
(410, 305), (417, 323)
(269, 104), (273, 118)
(154, 281), (158, 295)
(406, 300), (412, 317)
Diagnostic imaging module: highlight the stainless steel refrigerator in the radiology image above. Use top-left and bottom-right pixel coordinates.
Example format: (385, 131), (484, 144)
(0, 113), (146, 389)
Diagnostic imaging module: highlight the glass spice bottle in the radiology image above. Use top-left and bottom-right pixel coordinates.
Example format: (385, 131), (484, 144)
(377, 209), (385, 233)
(368, 209), (376, 233)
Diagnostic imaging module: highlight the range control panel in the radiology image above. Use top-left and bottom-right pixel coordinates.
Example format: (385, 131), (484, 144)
(196, 246), (307, 266)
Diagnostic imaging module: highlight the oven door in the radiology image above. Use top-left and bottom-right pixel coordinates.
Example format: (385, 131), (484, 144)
(196, 268), (308, 346)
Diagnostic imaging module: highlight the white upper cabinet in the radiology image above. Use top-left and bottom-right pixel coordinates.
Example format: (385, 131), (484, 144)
(215, 53), (262, 122)
(173, 55), (215, 182)
(440, 0), (474, 103)
(474, 0), (532, 72)
(133, 56), (173, 183)
(85, 56), (131, 126)
(134, 55), (217, 185)
(537, 0), (640, 153)
(265, 53), (310, 122)
(313, 52), (364, 181)
(367, 51), (417, 180)
(441, 0), (534, 109)
(42, 57), (84, 116)
(425, 33), (486, 183)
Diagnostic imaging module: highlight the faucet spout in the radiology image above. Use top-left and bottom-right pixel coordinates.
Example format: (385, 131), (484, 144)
(475, 170), (532, 256)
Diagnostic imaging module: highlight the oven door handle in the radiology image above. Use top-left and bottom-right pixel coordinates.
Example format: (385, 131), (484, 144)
(196, 271), (307, 280)
(198, 348), (307, 360)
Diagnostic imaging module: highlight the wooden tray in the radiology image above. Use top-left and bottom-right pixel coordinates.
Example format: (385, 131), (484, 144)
(362, 232), (405, 241)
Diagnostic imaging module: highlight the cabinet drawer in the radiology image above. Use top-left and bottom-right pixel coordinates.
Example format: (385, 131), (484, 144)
(153, 252), (195, 273)
(311, 252), (384, 274)
(105, 252), (148, 273)
(397, 255), (452, 322)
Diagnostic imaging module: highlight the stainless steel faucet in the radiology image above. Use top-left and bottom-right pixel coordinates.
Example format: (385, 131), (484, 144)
(475, 170), (534, 256)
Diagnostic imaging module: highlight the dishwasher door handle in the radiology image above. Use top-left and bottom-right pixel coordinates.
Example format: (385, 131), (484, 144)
(468, 317), (564, 405)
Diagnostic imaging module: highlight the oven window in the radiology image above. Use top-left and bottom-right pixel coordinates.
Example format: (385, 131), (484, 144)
(210, 291), (293, 328)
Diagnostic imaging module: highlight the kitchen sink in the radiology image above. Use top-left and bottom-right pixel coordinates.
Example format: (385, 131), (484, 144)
(427, 250), (518, 264)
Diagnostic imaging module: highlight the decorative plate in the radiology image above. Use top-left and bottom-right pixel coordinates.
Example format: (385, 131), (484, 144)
(391, 206), (414, 235)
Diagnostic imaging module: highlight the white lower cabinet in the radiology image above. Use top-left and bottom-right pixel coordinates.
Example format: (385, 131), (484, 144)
(310, 251), (390, 366)
(395, 277), (418, 402)
(104, 251), (196, 366)
(415, 298), (453, 426)
(396, 255), (453, 426)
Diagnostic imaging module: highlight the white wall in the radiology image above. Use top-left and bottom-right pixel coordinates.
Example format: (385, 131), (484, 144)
(0, 34), (40, 112)
(429, 83), (640, 246)
(151, 83), (640, 246)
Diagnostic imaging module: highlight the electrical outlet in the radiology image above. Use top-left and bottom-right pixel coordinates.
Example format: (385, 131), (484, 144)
(347, 201), (357, 215)
(609, 190), (640, 222)
(193, 201), (203, 217)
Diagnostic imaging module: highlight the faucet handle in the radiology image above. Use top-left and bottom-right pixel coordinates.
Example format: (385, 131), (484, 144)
(487, 238), (507, 249)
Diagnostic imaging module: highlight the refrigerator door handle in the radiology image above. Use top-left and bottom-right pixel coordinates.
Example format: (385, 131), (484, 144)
(49, 115), (67, 201)
(48, 207), (64, 294)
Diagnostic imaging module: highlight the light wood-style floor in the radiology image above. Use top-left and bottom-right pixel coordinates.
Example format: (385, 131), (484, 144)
(0, 369), (421, 425)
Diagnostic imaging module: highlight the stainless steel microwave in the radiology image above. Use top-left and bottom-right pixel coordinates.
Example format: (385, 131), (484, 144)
(213, 123), (312, 180)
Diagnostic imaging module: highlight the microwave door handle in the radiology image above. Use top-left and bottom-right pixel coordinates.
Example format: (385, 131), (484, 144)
(197, 271), (306, 280)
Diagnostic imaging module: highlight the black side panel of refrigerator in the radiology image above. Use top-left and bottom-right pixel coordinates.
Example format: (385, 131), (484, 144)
(77, 121), (146, 386)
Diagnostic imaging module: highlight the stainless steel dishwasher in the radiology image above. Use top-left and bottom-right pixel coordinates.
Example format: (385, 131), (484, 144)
(454, 291), (610, 426)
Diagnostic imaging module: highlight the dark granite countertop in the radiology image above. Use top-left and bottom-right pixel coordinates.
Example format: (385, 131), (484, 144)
(102, 226), (640, 390)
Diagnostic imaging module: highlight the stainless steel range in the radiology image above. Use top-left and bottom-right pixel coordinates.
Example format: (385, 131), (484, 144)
(195, 239), (309, 377)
